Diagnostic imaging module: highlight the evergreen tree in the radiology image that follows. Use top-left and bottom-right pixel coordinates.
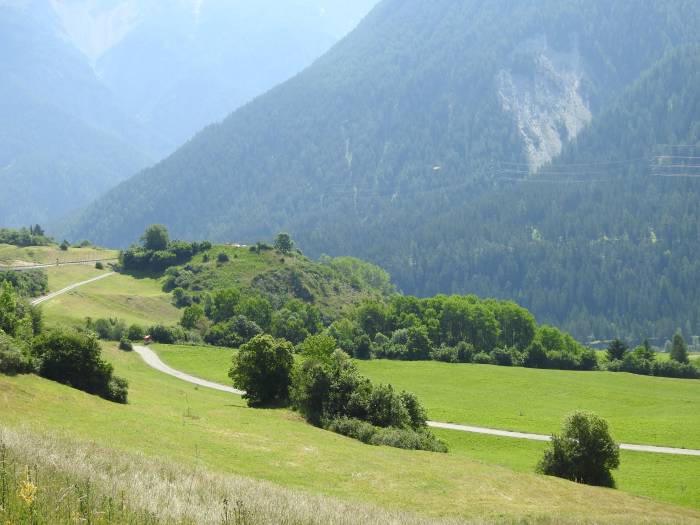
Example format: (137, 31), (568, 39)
(606, 339), (628, 362)
(670, 332), (689, 364)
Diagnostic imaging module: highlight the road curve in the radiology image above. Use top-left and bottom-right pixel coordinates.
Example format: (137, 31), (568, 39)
(31, 272), (115, 305)
(133, 345), (700, 457)
(134, 345), (245, 395)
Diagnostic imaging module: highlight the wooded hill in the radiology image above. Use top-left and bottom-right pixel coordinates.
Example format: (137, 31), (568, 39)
(66, 0), (700, 342)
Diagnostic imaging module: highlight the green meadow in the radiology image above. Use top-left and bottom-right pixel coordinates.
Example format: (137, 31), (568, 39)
(152, 344), (700, 510)
(1, 344), (698, 523)
(41, 267), (180, 327)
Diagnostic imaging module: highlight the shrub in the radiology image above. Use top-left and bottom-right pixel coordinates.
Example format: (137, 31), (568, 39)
(538, 411), (619, 487)
(119, 337), (133, 352)
(108, 376), (129, 404)
(91, 318), (127, 341)
(326, 417), (447, 453)
(472, 352), (493, 364)
(652, 360), (699, 379)
(490, 348), (514, 366)
(127, 324), (145, 341)
(430, 345), (459, 363)
(95, 261), (104, 270)
(148, 324), (187, 344)
(229, 334), (294, 407)
(60, 240), (70, 251)
(217, 252), (230, 264)
(0, 333), (33, 375)
(31, 329), (128, 403)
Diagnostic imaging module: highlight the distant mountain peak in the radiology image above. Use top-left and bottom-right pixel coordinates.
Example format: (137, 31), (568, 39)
(49, 0), (143, 64)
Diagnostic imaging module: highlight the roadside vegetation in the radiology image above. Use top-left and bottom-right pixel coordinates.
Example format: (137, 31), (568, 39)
(229, 334), (447, 452)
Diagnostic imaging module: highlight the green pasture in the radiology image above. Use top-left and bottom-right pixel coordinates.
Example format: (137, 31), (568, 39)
(1, 344), (697, 523)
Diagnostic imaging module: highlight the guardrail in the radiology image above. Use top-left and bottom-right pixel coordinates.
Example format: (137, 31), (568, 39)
(0, 258), (118, 271)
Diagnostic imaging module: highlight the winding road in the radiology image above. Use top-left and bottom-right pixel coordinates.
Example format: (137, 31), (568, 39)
(26, 271), (700, 458)
(133, 345), (700, 457)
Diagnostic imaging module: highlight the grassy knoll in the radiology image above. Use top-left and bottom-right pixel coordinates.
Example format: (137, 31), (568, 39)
(170, 245), (393, 318)
(0, 244), (117, 266)
(2, 345), (696, 524)
(356, 360), (700, 450)
(152, 344), (700, 511)
(41, 272), (180, 328)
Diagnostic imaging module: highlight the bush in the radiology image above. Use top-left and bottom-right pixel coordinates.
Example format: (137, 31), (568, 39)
(95, 261), (104, 270)
(91, 318), (127, 341)
(60, 240), (70, 251)
(229, 334), (294, 407)
(31, 329), (128, 403)
(0, 333), (33, 375)
(127, 324), (145, 341)
(652, 360), (699, 379)
(119, 337), (133, 352)
(430, 345), (459, 363)
(326, 417), (447, 453)
(217, 252), (230, 264)
(472, 352), (493, 364)
(148, 324), (181, 344)
(538, 412), (619, 487)
(490, 348), (514, 366)
(108, 376), (129, 404)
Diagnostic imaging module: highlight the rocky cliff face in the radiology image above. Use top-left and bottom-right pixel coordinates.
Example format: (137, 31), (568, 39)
(497, 35), (592, 173)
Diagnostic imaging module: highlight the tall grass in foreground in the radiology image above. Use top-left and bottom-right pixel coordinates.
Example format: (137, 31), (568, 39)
(0, 426), (469, 525)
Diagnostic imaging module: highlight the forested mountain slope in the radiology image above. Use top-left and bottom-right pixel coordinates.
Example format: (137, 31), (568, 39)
(67, 0), (700, 342)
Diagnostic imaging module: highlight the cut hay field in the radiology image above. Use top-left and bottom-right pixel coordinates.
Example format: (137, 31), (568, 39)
(151, 344), (700, 510)
(41, 268), (180, 327)
(2, 345), (697, 524)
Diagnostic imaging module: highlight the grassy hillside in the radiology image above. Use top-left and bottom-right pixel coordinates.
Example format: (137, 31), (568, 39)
(1, 344), (697, 523)
(151, 344), (700, 510)
(41, 268), (180, 328)
(0, 426), (452, 525)
(0, 244), (117, 266)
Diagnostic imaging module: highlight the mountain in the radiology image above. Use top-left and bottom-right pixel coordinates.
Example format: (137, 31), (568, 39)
(0, 0), (376, 228)
(0, 0), (155, 227)
(51, 0), (379, 152)
(66, 0), (700, 342)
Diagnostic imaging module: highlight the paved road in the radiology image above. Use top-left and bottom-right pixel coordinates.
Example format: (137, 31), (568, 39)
(134, 345), (245, 395)
(31, 273), (115, 305)
(133, 345), (700, 457)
